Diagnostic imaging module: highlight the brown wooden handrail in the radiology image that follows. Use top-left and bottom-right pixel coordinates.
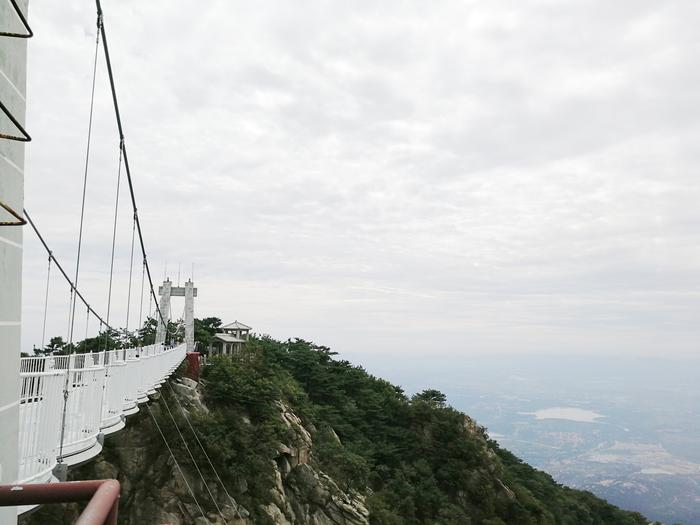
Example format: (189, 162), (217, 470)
(0, 479), (120, 525)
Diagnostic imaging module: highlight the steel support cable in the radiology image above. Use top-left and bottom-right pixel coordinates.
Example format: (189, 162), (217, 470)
(0, 0), (33, 38)
(40, 255), (52, 351)
(67, 12), (102, 350)
(125, 214), (136, 332)
(24, 209), (114, 331)
(85, 306), (90, 341)
(146, 404), (207, 521)
(60, 14), (102, 464)
(105, 139), (123, 327)
(137, 260), (146, 345)
(166, 382), (238, 509)
(147, 291), (154, 343)
(169, 300), (173, 341)
(94, 0), (166, 332)
(159, 391), (225, 521)
(65, 288), (72, 349)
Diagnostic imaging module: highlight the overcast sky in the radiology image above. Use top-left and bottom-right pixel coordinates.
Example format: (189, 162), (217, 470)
(20, 0), (700, 360)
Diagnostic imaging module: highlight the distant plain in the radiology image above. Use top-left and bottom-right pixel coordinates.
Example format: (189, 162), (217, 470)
(358, 353), (700, 525)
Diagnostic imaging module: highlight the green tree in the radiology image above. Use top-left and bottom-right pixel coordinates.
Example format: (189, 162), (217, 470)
(138, 316), (182, 345)
(139, 317), (158, 345)
(42, 336), (66, 355)
(412, 389), (447, 408)
(194, 316), (222, 351)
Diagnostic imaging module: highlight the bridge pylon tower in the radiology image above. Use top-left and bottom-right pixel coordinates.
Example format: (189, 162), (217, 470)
(155, 278), (197, 352)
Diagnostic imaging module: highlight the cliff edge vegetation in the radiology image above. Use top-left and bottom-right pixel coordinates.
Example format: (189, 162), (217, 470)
(21, 334), (655, 524)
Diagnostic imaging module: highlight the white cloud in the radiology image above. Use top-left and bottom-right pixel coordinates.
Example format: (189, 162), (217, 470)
(19, 0), (700, 358)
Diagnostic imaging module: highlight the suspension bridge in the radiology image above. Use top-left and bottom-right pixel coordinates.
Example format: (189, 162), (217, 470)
(0, 1), (218, 522)
(18, 345), (186, 483)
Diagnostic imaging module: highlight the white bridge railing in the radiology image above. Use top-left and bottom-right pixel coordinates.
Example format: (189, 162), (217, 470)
(17, 343), (186, 485)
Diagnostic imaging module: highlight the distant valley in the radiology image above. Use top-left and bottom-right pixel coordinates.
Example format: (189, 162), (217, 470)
(361, 353), (700, 525)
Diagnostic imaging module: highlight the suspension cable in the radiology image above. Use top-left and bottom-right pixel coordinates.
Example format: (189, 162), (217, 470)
(125, 213), (136, 332)
(95, 0), (166, 331)
(166, 382), (238, 509)
(105, 139), (123, 326)
(65, 288), (73, 349)
(59, 13), (102, 464)
(24, 210), (114, 331)
(40, 255), (52, 352)
(148, 291), (154, 342)
(85, 306), (90, 342)
(67, 11), (102, 351)
(146, 404), (207, 521)
(137, 259), (146, 345)
(159, 391), (225, 520)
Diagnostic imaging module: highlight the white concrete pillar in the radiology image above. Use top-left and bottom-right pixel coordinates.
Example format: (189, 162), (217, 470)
(184, 279), (194, 352)
(155, 279), (171, 344)
(0, 1), (29, 521)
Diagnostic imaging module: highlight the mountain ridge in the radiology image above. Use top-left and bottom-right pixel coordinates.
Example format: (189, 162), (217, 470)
(21, 335), (658, 524)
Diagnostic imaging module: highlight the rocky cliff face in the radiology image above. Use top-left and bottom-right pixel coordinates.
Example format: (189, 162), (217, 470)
(268, 401), (369, 525)
(20, 378), (369, 525)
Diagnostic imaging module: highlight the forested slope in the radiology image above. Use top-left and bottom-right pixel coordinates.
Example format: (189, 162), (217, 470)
(21, 334), (654, 524)
(197, 336), (652, 524)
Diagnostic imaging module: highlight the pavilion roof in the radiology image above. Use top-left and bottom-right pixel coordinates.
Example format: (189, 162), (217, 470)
(221, 320), (251, 330)
(214, 333), (246, 343)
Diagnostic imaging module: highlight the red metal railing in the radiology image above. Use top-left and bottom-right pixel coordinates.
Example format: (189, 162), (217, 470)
(0, 479), (120, 524)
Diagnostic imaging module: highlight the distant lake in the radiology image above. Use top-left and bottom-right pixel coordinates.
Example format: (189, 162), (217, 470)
(522, 407), (605, 423)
